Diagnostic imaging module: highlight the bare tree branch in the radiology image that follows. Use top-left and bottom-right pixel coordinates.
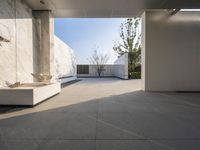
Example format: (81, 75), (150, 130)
(88, 48), (109, 76)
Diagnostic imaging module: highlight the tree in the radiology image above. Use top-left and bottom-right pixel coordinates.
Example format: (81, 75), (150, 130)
(88, 49), (109, 77)
(113, 18), (141, 78)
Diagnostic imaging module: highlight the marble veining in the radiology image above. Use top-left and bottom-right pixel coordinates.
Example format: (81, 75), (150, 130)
(54, 35), (77, 79)
(0, 0), (77, 87)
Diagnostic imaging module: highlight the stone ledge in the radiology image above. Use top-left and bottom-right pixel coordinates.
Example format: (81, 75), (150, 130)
(0, 82), (61, 106)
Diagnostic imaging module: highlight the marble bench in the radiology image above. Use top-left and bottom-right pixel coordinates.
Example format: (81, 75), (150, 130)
(0, 82), (61, 106)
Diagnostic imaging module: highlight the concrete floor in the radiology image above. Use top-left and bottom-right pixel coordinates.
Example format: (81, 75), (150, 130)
(1, 78), (200, 150)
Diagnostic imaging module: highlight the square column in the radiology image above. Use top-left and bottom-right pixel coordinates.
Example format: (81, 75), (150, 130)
(142, 10), (200, 91)
(32, 10), (54, 82)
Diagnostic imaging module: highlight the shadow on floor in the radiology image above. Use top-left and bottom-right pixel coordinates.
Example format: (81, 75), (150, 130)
(0, 80), (82, 114)
(61, 79), (82, 88)
(0, 91), (200, 149)
(0, 106), (31, 114)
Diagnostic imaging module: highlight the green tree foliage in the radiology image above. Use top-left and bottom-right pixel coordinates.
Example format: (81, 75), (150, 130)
(113, 18), (141, 79)
(88, 49), (109, 76)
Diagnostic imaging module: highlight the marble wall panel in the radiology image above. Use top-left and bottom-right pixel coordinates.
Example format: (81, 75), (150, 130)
(54, 36), (77, 79)
(15, 0), (33, 83)
(0, 0), (17, 86)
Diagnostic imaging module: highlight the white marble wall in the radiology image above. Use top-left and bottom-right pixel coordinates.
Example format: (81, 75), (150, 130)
(32, 10), (55, 82)
(0, 0), (33, 87)
(54, 36), (76, 79)
(114, 53), (128, 79)
(15, 0), (33, 83)
(0, 0), (77, 87)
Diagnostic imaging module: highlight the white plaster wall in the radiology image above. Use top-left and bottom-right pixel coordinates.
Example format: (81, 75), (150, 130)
(77, 60), (128, 79)
(77, 53), (128, 79)
(0, 0), (33, 87)
(114, 53), (128, 79)
(142, 10), (200, 91)
(54, 36), (76, 79)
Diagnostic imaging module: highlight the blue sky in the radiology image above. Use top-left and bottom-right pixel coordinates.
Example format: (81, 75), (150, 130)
(54, 18), (126, 64)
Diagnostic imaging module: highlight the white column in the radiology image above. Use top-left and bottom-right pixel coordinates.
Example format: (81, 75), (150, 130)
(142, 10), (200, 91)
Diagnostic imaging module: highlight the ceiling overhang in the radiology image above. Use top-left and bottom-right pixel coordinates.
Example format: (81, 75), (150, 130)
(24, 0), (200, 18)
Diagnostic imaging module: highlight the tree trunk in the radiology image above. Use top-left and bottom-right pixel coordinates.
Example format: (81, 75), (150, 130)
(98, 71), (101, 76)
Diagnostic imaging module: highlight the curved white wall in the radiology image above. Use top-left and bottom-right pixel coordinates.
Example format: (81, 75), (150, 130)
(54, 36), (77, 80)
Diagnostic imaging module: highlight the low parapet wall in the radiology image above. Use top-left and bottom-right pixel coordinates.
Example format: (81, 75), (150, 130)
(77, 65), (114, 77)
(77, 53), (128, 79)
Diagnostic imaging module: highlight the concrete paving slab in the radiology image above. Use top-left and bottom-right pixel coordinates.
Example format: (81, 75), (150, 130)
(150, 140), (200, 150)
(0, 140), (41, 150)
(38, 140), (95, 150)
(0, 78), (200, 149)
(47, 113), (97, 140)
(97, 113), (146, 140)
(96, 140), (154, 150)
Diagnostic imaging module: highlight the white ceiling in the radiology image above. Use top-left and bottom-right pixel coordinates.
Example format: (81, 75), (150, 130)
(24, 0), (200, 17)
